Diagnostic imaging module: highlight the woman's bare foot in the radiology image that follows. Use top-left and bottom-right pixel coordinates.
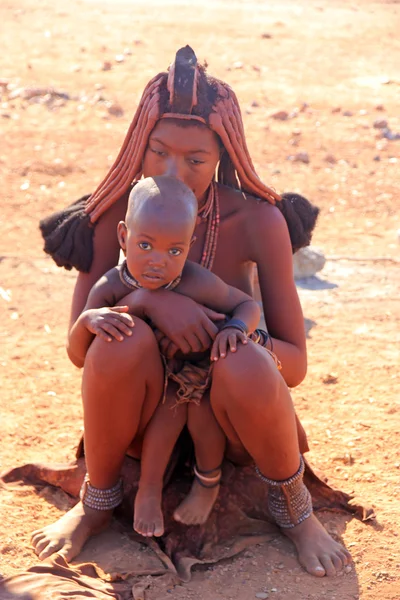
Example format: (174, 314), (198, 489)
(31, 501), (112, 562)
(284, 513), (352, 577)
(173, 478), (220, 525)
(134, 485), (164, 537)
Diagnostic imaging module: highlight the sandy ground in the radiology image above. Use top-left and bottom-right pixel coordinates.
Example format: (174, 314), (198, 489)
(0, 0), (399, 598)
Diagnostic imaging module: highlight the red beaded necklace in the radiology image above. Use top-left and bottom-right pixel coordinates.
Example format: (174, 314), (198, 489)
(198, 181), (220, 271)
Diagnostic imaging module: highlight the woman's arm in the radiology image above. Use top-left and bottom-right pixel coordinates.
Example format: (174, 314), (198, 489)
(68, 189), (130, 332)
(178, 261), (261, 334)
(248, 203), (307, 388)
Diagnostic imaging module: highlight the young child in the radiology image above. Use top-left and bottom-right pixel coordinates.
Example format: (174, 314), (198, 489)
(68, 175), (261, 537)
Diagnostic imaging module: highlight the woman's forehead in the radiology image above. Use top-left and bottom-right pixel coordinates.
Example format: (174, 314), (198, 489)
(150, 119), (219, 150)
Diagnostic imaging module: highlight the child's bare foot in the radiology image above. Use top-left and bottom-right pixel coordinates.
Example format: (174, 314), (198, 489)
(134, 485), (164, 537)
(31, 501), (112, 562)
(284, 513), (352, 577)
(173, 466), (221, 525)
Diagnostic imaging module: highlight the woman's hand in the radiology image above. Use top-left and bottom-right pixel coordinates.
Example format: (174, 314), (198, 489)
(210, 327), (248, 361)
(83, 306), (135, 342)
(144, 290), (226, 354)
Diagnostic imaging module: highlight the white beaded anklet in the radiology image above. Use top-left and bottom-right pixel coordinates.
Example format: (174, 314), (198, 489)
(255, 456), (313, 529)
(79, 474), (123, 511)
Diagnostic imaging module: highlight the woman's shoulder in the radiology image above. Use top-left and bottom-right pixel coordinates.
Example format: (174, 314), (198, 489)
(218, 183), (286, 233)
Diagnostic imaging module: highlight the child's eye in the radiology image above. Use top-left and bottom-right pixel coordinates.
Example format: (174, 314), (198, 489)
(139, 242), (152, 251)
(169, 248), (182, 256)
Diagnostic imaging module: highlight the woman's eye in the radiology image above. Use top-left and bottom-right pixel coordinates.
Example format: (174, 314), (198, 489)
(151, 147), (166, 157)
(189, 158), (204, 166)
(169, 248), (182, 256)
(139, 242), (152, 251)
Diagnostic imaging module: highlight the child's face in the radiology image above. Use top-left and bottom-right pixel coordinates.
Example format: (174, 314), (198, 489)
(118, 212), (193, 289)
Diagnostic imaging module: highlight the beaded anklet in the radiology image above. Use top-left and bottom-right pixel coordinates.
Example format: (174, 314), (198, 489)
(255, 456), (313, 529)
(79, 474), (124, 511)
(193, 464), (222, 489)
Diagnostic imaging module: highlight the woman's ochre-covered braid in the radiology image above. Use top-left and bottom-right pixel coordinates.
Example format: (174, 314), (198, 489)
(39, 46), (319, 272)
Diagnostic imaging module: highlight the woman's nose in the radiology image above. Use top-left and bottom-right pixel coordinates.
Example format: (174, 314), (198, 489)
(163, 158), (185, 182)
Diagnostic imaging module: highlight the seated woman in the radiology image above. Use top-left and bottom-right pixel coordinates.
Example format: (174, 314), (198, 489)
(68, 175), (261, 536)
(33, 46), (349, 577)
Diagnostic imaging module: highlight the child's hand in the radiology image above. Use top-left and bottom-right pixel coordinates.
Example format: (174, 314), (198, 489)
(211, 327), (248, 361)
(84, 306), (134, 342)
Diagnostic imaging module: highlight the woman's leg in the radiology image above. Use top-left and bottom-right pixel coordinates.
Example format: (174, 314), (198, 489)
(210, 342), (351, 577)
(31, 318), (164, 562)
(134, 384), (188, 537)
(174, 394), (226, 525)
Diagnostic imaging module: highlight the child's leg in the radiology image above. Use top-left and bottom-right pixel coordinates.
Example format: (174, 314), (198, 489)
(174, 391), (225, 525)
(134, 383), (187, 537)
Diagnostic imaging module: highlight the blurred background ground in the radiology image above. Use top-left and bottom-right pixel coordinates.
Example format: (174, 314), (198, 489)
(0, 0), (399, 598)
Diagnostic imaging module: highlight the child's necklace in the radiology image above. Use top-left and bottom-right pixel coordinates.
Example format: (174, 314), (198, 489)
(119, 262), (182, 291)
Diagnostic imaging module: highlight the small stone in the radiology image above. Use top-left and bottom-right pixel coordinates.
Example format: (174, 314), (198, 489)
(70, 64), (82, 72)
(233, 61), (244, 69)
(324, 154), (337, 164)
(373, 155), (381, 161)
(107, 102), (124, 117)
(261, 32), (272, 39)
(251, 100), (260, 107)
(331, 107), (341, 114)
(344, 565), (352, 573)
(115, 54), (125, 63)
(375, 104), (385, 111)
(293, 246), (326, 279)
(382, 128), (400, 140)
(291, 151), (310, 164)
(373, 118), (388, 129)
(256, 593), (269, 599)
(101, 61), (112, 71)
(322, 373), (339, 385)
(343, 110), (353, 116)
(270, 110), (288, 121)
(292, 128), (302, 136)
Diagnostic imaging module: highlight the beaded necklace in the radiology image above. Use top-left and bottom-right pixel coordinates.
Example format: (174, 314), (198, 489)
(198, 181), (220, 271)
(119, 261), (182, 291)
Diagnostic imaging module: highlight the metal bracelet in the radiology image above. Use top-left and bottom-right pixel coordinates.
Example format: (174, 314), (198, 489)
(220, 318), (248, 335)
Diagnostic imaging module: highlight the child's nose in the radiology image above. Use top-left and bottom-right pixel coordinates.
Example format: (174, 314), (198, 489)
(148, 252), (166, 267)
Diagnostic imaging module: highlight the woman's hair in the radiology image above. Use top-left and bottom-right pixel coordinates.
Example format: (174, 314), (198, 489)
(39, 46), (319, 272)
(84, 46), (280, 223)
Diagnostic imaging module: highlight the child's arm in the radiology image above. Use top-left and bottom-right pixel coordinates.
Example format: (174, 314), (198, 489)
(177, 262), (261, 360)
(67, 270), (134, 368)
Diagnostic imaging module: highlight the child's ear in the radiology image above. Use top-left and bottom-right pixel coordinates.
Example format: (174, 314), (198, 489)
(117, 221), (128, 254)
(190, 234), (197, 248)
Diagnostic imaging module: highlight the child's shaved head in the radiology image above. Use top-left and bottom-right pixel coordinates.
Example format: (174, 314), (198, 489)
(126, 176), (198, 231)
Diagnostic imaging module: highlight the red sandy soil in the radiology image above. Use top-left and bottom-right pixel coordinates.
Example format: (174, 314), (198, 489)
(0, 0), (399, 598)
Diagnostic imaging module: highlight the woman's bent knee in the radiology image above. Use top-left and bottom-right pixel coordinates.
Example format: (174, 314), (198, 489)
(212, 342), (282, 401)
(85, 318), (158, 377)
